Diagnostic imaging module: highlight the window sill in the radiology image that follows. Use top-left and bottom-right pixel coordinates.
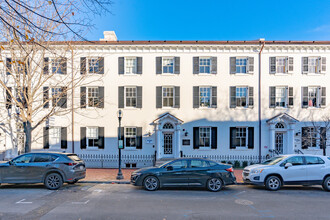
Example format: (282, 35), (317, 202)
(232, 107), (250, 110)
(303, 107), (321, 110)
(122, 74), (140, 76)
(195, 73), (214, 76)
(124, 107), (140, 110)
(85, 148), (101, 151)
(197, 107), (216, 110)
(271, 73), (290, 76)
(124, 148), (138, 151)
(232, 73), (251, 76)
(305, 148), (321, 151)
(159, 73), (177, 76)
(231, 148), (249, 151)
(198, 148), (212, 151)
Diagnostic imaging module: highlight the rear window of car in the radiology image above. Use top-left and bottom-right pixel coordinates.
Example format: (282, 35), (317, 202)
(305, 156), (325, 165)
(67, 154), (82, 161)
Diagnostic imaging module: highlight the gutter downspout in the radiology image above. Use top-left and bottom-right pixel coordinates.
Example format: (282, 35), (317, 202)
(258, 40), (265, 163)
(71, 46), (75, 154)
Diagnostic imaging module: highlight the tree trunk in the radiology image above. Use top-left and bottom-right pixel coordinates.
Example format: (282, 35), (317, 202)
(23, 121), (32, 153)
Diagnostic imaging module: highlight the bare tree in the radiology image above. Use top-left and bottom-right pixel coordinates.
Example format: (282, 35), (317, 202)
(302, 115), (330, 156)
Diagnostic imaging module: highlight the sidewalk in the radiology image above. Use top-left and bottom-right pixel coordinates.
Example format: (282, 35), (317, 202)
(82, 168), (244, 184)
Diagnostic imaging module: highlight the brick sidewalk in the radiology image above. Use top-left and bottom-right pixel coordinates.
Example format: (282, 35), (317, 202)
(84, 168), (243, 183)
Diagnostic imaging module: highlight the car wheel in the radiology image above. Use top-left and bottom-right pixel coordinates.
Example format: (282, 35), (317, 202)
(44, 173), (63, 190)
(265, 176), (282, 191)
(322, 176), (330, 192)
(68, 180), (78, 184)
(207, 178), (223, 192)
(143, 176), (159, 191)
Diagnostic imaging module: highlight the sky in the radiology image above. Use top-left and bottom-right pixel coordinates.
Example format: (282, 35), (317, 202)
(85, 0), (330, 41)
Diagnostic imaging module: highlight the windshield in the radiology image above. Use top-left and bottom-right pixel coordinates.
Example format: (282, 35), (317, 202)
(261, 156), (286, 165)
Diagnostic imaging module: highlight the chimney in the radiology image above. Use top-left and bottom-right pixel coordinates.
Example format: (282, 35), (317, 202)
(100, 31), (117, 41)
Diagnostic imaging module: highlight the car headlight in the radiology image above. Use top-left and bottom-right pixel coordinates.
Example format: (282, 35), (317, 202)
(251, 169), (264, 174)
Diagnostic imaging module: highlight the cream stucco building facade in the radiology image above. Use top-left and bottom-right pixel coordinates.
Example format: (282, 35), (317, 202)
(1, 31), (329, 168)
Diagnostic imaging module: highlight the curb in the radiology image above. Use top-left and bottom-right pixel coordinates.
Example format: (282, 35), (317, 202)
(80, 181), (131, 184)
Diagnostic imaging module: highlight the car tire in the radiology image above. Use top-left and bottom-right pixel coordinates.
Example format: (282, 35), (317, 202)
(68, 180), (78, 184)
(143, 176), (159, 191)
(44, 173), (63, 190)
(322, 176), (330, 192)
(207, 178), (223, 192)
(265, 176), (282, 191)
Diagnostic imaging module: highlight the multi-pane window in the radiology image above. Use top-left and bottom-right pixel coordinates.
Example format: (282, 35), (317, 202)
(49, 127), (61, 148)
(302, 127), (318, 148)
(125, 87), (137, 107)
(163, 87), (174, 107)
(199, 87), (211, 107)
(308, 57), (318, 73)
(125, 58), (137, 74)
(52, 59), (63, 74)
(125, 127), (137, 148)
(86, 127), (98, 148)
(276, 57), (286, 73)
(88, 58), (99, 74)
(236, 87), (247, 107)
(162, 58), (174, 74)
(199, 127), (210, 147)
(235, 127), (247, 147)
(88, 87), (99, 107)
(308, 87), (318, 107)
(52, 87), (63, 105)
(199, 58), (211, 74)
(275, 87), (286, 107)
(236, 58), (247, 73)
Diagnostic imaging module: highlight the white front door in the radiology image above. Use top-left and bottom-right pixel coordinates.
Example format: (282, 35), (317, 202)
(163, 132), (174, 158)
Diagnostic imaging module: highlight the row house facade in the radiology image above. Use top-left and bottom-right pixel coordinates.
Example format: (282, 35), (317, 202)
(0, 31), (329, 168)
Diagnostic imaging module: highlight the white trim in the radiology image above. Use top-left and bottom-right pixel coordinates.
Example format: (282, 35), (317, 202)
(124, 86), (137, 108)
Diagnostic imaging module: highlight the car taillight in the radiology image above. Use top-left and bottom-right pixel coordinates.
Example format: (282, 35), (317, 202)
(226, 167), (234, 172)
(65, 163), (77, 166)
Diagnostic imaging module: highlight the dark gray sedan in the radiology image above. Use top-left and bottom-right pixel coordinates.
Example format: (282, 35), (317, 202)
(0, 152), (86, 190)
(131, 158), (236, 192)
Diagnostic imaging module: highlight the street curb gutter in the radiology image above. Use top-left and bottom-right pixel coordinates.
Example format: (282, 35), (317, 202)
(80, 181), (247, 185)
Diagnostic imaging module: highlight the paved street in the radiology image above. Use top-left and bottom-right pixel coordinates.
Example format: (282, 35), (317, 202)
(0, 183), (330, 220)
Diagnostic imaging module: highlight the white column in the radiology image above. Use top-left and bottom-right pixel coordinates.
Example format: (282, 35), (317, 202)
(287, 124), (295, 154)
(269, 124), (275, 151)
(176, 124), (181, 158)
(156, 124), (162, 160)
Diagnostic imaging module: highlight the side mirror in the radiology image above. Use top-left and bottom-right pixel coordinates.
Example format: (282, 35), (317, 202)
(166, 166), (173, 171)
(284, 163), (293, 169)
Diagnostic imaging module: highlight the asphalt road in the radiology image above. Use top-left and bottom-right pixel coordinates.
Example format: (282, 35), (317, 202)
(0, 183), (329, 220)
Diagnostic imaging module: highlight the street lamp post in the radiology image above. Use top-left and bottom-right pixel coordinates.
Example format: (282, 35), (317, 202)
(116, 110), (124, 180)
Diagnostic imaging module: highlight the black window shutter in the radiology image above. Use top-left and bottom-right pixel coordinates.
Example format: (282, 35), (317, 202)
(193, 127), (200, 149)
(269, 87), (276, 108)
(118, 86), (124, 108)
(211, 127), (217, 149)
(248, 127), (254, 149)
(156, 86), (162, 108)
(60, 87), (67, 108)
(62, 58), (67, 74)
(193, 57), (199, 74)
(61, 127), (67, 149)
(43, 127), (49, 149)
(137, 57), (142, 74)
(248, 87), (254, 108)
(193, 86), (199, 108)
(230, 86), (236, 108)
(118, 127), (125, 148)
(6, 58), (12, 75)
(6, 87), (12, 109)
(320, 127), (326, 149)
(302, 57), (308, 74)
(211, 57), (217, 74)
(118, 57), (124, 74)
(230, 127), (236, 149)
(174, 86), (180, 108)
(156, 57), (162, 74)
(43, 87), (49, 108)
(80, 87), (86, 108)
(43, 57), (49, 74)
(174, 57), (180, 74)
(230, 57), (236, 74)
(136, 127), (143, 149)
(80, 127), (87, 149)
(301, 127), (308, 149)
(288, 87), (294, 107)
(98, 57), (104, 74)
(211, 87), (217, 108)
(137, 86), (143, 108)
(98, 127), (105, 149)
(270, 57), (276, 74)
(248, 57), (254, 73)
(320, 87), (326, 107)
(98, 86), (104, 108)
(302, 87), (308, 108)
(80, 57), (86, 74)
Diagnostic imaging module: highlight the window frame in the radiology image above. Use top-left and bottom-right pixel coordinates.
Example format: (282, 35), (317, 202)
(275, 86), (287, 108)
(275, 57), (287, 74)
(124, 57), (137, 75)
(302, 127), (320, 149)
(88, 57), (100, 74)
(199, 127), (211, 148)
(125, 127), (137, 148)
(51, 58), (64, 74)
(125, 86), (137, 108)
(307, 86), (320, 108)
(199, 57), (211, 74)
(87, 87), (100, 108)
(236, 86), (248, 108)
(49, 127), (61, 149)
(235, 127), (248, 148)
(308, 57), (319, 74)
(199, 86), (212, 108)
(86, 127), (99, 149)
(51, 87), (64, 107)
(162, 86), (175, 108)
(162, 57), (175, 74)
(235, 57), (248, 74)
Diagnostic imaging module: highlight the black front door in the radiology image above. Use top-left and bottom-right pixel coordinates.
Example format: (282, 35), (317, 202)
(160, 160), (189, 186)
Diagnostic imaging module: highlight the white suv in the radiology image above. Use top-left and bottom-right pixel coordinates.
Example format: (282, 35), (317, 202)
(243, 154), (330, 191)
